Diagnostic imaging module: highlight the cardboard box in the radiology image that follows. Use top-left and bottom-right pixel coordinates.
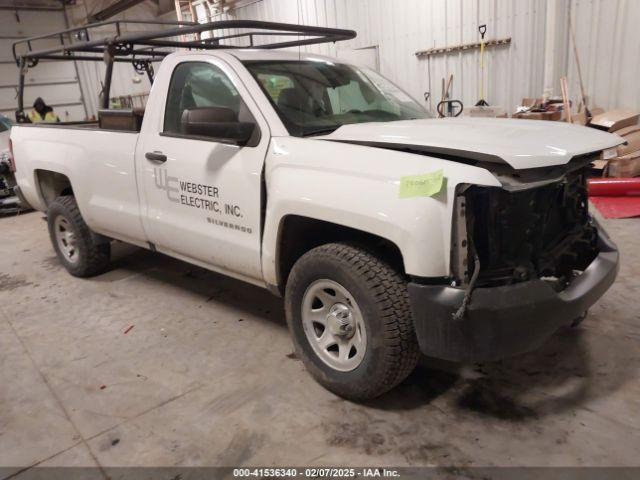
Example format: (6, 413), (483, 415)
(608, 151), (640, 178)
(590, 107), (605, 117)
(521, 98), (542, 109)
(590, 109), (639, 132)
(572, 111), (588, 126)
(513, 110), (562, 121)
(614, 125), (640, 156)
(592, 159), (608, 171)
(615, 125), (640, 136)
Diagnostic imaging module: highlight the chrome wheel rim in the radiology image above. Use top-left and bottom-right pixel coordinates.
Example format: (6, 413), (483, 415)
(54, 216), (79, 264)
(301, 279), (367, 372)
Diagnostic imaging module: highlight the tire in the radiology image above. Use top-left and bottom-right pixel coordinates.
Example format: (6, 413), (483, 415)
(284, 242), (419, 401)
(47, 195), (111, 277)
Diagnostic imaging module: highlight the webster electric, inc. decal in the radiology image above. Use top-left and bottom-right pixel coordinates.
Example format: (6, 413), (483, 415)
(154, 167), (251, 232)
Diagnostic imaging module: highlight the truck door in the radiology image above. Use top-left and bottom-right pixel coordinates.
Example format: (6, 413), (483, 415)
(136, 56), (269, 282)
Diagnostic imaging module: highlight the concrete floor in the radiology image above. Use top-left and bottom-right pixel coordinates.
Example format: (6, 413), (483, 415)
(1, 210), (639, 475)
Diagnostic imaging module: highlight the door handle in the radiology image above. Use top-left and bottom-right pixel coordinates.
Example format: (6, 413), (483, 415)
(145, 151), (167, 163)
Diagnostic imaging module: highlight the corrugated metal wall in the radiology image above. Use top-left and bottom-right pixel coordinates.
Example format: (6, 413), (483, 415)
(65, 0), (170, 118)
(209, 0), (549, 115)
(207, 0), (640, 115)
(0, 6), (86, 121)
(568, 0), (640, 111)
(10, 0), (637, 119)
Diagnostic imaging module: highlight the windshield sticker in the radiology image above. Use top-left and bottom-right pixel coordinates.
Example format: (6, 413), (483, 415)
(399, 170), (445, 199)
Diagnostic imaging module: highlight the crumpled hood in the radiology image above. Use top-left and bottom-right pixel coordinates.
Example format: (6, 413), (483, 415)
(318, 117), (624, 169)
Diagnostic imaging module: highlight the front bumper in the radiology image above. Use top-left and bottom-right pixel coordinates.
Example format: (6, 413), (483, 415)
(408, 229), (619, 363)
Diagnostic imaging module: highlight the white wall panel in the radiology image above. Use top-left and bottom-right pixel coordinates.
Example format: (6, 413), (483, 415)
(567, 0), (640, 111)
(16, 0), (635, 120)
(208, 0), (549, 115)
(65, 0), (171, 117)
(73, 60), (156, 118)
(0, 9), (67, 35)
(208, 0), (640, 114)
(0, 7), (86, 121)
(0, 62), (78, 86)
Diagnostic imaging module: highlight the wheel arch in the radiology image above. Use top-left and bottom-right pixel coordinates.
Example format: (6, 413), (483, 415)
(274, 214), (406, 295)
(34, 169), (73, 207)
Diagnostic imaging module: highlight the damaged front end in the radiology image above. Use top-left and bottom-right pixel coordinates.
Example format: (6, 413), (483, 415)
(452, 155), (599, 291)
(408, 154), (619, 363)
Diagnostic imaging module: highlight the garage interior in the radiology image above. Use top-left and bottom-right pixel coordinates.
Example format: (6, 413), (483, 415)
(1, 0), (640, 477)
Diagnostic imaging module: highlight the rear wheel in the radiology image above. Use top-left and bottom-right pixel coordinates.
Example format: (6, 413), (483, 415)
(47, 195), (111, 277)
(285, 242), (419, 400)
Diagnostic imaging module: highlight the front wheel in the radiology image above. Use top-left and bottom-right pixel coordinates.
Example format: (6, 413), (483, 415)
(47, 195), (111, 277)
(284, 243), (419, 400)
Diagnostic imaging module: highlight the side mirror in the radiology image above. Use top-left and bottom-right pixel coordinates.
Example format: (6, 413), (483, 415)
(180, 107), (256, 146)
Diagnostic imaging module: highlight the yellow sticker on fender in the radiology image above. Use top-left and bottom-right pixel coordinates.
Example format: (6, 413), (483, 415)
(399, 170), (444, 198)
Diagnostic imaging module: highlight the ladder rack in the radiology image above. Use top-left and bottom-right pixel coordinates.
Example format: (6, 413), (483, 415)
(11, 20), (357, 120)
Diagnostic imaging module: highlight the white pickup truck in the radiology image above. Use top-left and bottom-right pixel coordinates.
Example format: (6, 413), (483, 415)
(11, 47), (623, 400)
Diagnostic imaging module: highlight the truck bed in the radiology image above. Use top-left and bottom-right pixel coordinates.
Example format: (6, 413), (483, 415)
(18, 108), (144, 132)
(11, 120), (145, 244)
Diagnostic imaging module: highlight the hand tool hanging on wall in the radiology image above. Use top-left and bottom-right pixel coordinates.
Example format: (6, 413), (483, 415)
(437, 74), (463, 117)
(424, 51), (434, 113)
(438, 75), (452, 117)
(438, 76), (448, 118)
(475, 24), (489, 106)
(438, 99), (464, 118)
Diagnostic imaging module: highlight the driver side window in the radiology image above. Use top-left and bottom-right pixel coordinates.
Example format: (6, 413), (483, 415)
(163, 62), (241, 135)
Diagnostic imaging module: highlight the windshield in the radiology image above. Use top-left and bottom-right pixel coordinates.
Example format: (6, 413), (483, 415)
(244, 60), (429, 137)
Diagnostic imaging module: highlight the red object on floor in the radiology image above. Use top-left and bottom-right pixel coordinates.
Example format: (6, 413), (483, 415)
(588, 178), (640, 196)
(590, 196), (640, 219)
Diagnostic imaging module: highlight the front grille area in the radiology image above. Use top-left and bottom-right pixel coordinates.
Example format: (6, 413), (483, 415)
(463, 168), (599, 287)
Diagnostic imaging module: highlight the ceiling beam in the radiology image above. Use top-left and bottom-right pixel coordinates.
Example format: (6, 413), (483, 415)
(157, 0), (174, 14)
(88, 0), (148, 22)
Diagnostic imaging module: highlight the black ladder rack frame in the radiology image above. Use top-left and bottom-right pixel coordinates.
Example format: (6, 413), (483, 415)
(12, 19), (356, 121)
